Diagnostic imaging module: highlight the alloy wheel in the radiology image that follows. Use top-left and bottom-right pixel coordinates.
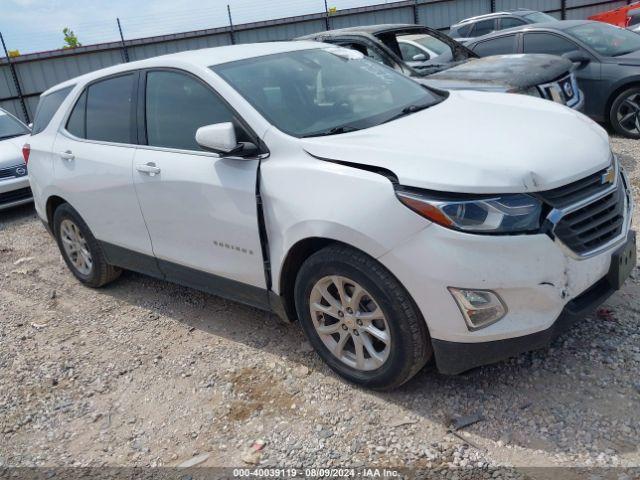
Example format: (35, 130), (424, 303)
(309, 275), (391, 371)
(60, 219), (93, 276)
(616, 92), (640, 136)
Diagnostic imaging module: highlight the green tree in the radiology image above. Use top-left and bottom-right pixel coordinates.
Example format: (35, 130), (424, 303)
(62, 28), (82, 49)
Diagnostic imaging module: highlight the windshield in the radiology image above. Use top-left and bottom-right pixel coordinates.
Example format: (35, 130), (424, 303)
(212, 48), (442, 138)
(568, 22), (640, 56)
(0, 111), (29, 140)
(523, 12), (557, 23)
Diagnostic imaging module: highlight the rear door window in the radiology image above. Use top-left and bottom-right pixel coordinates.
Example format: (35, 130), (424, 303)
(470, 19), (496, 37)
(523, 33), (577, 55)
(499, 17), (526, 30)
(32, 86), (73, 134)
(453, 23), (473, 38)
(85, 74), (135, 144)
(472, 35), (517, 56)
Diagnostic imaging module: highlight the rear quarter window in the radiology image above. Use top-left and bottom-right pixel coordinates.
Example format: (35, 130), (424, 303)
(32, 86), (73, 135)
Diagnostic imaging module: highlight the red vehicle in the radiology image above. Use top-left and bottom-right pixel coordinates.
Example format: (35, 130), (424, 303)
(589, 2), (640, 27)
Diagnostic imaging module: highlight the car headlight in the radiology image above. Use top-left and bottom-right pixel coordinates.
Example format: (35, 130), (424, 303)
(396, 188), (543, 234)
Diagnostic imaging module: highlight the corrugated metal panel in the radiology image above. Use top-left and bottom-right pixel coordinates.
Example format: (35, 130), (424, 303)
(0, 98), (28, 119)
(419, 0), (491, 29)
(567, 2), (627, 19)
(129, 33), (232, 61)
(495, 0), (560, 13)
(14, 49), (123, 96)
(329, 6), (415, 29)
(0, 64), (16, 99)
(237, 19), (327, 42)
(566, 0), (612, 7)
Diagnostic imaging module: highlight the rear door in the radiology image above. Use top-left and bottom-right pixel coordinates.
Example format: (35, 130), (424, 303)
(132, 69), (267, 307)
(53, 72), (157, 270)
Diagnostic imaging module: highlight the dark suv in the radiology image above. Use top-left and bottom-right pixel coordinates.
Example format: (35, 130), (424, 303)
(465, 20), (640, 138)
(449, 9), (558, 41)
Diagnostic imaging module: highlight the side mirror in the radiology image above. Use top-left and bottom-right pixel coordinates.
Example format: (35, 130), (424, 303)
(412, 53), (429, 61)
(195, 122), (258, 157)
(563, 50), (591, 68)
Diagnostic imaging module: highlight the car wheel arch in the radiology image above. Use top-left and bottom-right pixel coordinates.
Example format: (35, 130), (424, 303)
(46, 195), (68, 228)
(605, 79), (640, 121)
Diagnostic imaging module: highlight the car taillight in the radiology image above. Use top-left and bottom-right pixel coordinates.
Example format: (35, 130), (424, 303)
(22, 144), (30, 164)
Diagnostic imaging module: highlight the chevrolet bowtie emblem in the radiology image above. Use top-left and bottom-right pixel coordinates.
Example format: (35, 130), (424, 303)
(601, 166), (615, 185)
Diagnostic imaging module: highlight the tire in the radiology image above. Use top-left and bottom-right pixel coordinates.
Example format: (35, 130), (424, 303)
(53, 203), (121, 288)
(294, 244), (432, 390)
(609, 87), (640, 139)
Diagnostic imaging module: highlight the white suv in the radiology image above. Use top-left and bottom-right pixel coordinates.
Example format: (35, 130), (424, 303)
(26, 42), (635, 389)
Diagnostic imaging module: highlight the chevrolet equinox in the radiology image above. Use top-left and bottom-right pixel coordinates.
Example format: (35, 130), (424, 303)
(26, 42), (636, 389)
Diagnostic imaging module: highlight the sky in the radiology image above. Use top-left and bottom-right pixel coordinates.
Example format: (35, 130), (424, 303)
(0, 0), (390, 54)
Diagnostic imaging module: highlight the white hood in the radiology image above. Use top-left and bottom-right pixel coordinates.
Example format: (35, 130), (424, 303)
(0, 134), (29, 170)
(301, 91), (610, 194)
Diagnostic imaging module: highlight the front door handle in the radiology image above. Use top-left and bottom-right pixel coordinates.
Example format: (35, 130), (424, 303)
(136, 162), (161, 177)
(60, 150), (75, 161)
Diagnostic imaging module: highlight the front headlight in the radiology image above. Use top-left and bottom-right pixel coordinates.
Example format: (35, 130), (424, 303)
(396, 188), (543, 234)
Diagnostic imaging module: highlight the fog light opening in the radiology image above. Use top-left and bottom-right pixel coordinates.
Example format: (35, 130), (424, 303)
(448, 287), (507, 331)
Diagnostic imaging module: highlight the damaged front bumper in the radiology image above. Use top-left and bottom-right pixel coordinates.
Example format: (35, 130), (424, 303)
(377, 170), (635, 374)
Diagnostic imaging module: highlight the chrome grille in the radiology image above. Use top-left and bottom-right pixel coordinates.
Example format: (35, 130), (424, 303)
(539, 166), (611, 209)
(551, 184), (625, 255)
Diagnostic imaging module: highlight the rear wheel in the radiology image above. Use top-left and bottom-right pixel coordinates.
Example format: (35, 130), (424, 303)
(610, 87), (640, 139)
(294, 244), (431, 390)
(53, 203), (121, 287)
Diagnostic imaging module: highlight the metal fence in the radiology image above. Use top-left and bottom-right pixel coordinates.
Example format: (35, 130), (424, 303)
(0, 0), (630, 124)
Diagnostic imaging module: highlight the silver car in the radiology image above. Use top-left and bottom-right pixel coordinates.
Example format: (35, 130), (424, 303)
(0, 108), (31, 211)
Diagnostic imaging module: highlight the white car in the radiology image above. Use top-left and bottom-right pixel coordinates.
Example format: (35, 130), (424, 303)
(0, 108), (32, 210)
(26, 42), (635, 389)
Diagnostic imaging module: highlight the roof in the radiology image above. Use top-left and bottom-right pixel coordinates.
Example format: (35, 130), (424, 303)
(482, 19), (591, 36)
(41, 41), (323, 96)
(298, 23), (422, 39)
(452, 9), (538, 26)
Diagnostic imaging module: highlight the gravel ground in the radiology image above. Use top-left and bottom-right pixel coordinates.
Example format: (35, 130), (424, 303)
(1, 136), (639, 476)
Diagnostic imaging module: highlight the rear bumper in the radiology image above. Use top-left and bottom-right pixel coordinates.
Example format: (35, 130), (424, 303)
(432, 273), (616, 375)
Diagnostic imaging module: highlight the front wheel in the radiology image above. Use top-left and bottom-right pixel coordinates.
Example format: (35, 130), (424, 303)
(294, 244), (432, 390)
(610, 87), (640, 139)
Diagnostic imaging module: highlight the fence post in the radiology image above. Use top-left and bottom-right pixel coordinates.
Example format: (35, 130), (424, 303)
(116, 18), (130, 63)
(0, 32), (29, 124)
(227, 5), (236, 45)
(413, 0), (420, 24)
(560, 0), (567, 20)
(324, 0), (330, 30)
(490, 0), (495, 13)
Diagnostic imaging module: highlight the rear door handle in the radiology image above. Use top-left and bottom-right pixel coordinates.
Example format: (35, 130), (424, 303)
(60, 150), (75, 161)
(136, 162), (161, 176)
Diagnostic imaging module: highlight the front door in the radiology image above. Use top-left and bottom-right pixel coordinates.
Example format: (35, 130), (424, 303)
(132, 69), (267, 307)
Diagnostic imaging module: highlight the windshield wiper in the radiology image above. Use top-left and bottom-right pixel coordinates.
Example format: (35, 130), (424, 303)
(302, 125), (361, 138)
(382, 102), (434, 124)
